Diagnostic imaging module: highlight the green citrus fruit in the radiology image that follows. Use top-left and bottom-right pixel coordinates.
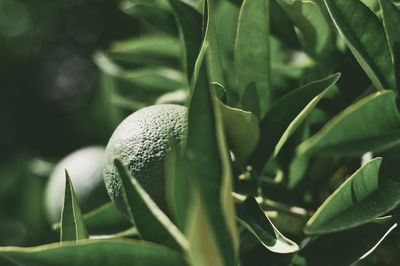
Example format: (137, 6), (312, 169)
(44, 146), (109, 223)
(103, 104), (187, 216)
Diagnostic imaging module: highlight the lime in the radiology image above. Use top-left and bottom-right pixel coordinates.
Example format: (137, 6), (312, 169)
(44, 146), (109, 223)
(103, 104), (187, 216)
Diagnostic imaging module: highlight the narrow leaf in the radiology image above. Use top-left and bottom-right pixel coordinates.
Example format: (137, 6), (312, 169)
(105, 35), (181, 68)
(248, 73), (340, 173)
(305, 158), (400, 234)
(299, 217), (398, 266)
(122, 68), (186, 92)
(113, 158), (188, 252)
(168, 0), (203, 83)
(203, 0), (226, 87)
(235, 0), (271, 119)
(324, 0), (396, 91)
(379, 0), (400, 92)
(60, 170), (88, 242)
(185, 42), (238, 265)
(236, 197), (299, 254)
(186, 191), (225, 266)
(165, 144), (191, 231)
(0, 239), (188, 266)
(218, 100), (260, 164)
(297, 91), (400, 156)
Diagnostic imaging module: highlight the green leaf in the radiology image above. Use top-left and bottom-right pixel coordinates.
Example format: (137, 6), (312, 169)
(95, 51), (186, 93)
(379, 0), (400, 92)
(123, 3), (178, 35)
(236, 197), (299, 254)
(0, 239), (188, 266)
(185, 42), (238, 265)
(60, 170), (88, 242)
(168, 0), (202, 83)
(113, 158), (188, 252)
(324, 0), (396, 91)
(276, 0), (334, 61)
(105, 36), (181, 68)
(203, 0), (225, 87)
(52, 202), (132, 236)
(186, 190), (225, 266)
(297, 90), (400, 156)
(235, 0), (271, 119)
(165, 145), (191, 231)
(225, 0), (300, 49)
(121, 68), (186, 92)
(218, 100), (260, 164)
(305, 158), (400, 234)
(248, 73), (340, 173)
(82, 202), (132, 235)
(299, 217), (398, 266)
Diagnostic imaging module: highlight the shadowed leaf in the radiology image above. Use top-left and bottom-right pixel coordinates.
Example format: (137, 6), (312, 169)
(299, 217), (398, 266)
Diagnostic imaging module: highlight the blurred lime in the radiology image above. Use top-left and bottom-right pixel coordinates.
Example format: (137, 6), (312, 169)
(104, 104), (187, 216)
(44, 146), (109, 223)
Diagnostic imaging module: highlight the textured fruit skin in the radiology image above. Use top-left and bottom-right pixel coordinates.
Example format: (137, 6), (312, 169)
(104, 104), (187, 216)
(44, 146), (109, 223)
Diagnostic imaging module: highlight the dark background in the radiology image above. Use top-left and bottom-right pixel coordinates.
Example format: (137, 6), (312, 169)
(0, 0), (139, 246)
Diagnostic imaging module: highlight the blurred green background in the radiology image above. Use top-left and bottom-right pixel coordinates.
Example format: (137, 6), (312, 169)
(0, 0), (140, 246)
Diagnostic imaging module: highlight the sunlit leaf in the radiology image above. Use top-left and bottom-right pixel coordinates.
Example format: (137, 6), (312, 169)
(0, 239), (188, 266)
(185, 41), (238, 265)
(236, 197), (299, 254)
(60, 170), (88, 242)
(305, 158), (400, 234)
(324, 0), (396, 91)
(297, 91), (400, 156)
(248, 73), (340, 173)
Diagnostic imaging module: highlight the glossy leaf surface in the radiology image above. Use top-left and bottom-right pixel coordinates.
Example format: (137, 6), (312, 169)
(305, 158), (400, 234)
(324, 0), (396, 91)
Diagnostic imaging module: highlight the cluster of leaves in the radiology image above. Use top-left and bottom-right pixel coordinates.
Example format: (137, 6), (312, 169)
(2, 0), (400, 265)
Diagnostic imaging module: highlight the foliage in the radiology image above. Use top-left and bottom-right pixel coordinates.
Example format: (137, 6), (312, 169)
(2, 0), (400, 265)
